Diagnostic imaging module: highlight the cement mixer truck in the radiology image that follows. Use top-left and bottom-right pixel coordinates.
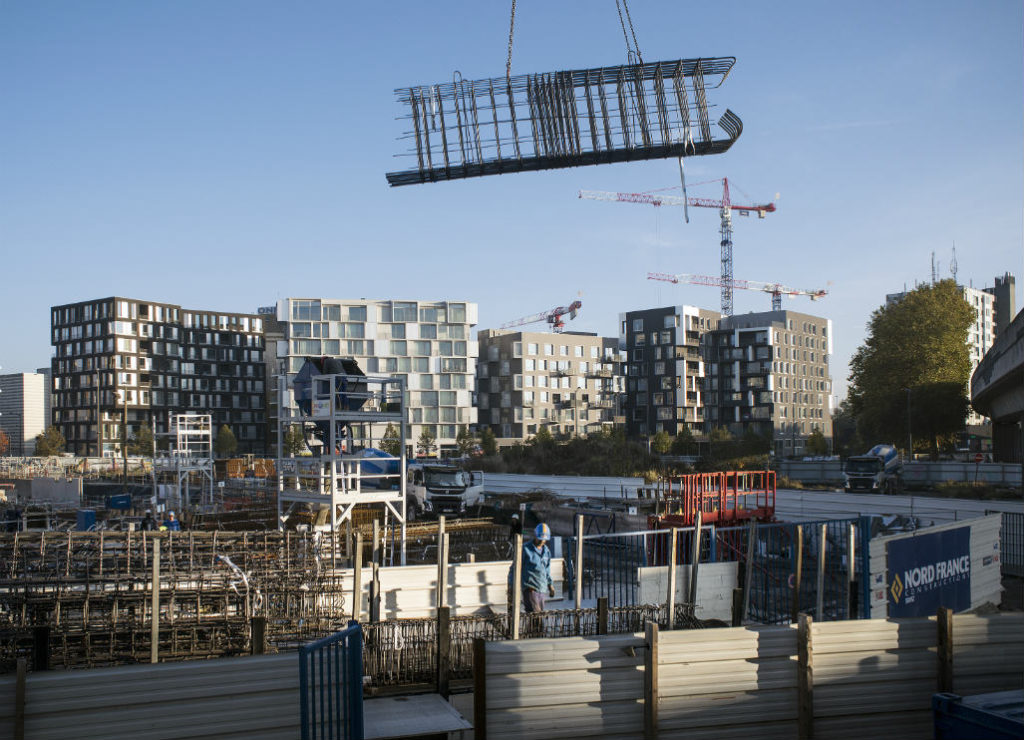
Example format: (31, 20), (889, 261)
(844, 444), (903, 494)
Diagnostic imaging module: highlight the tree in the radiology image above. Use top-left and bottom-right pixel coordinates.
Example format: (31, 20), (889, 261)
(0, 429), (9, 456)
(214, 424), (238, 457)
(670, 425), (697, 456)
(848, 280), (973, 458)
(650, 430), (672, 455)
(283, 424), (308, 456)
(417, 427), (436, 457)
(455, 425), (474, 457)
(34, 426), (66, 456)
(127, 425), (154, 456)
(530, 425), (555, 446)
(380, 423), (401, 457)
(805, 429), (829, 457)
(479, 427), (498, 456)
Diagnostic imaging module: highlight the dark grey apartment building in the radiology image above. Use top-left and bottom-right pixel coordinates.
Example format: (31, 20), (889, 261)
(702, 310), (833, 456)
(51, 297), (266, 456)
(618, 305), (722, 439)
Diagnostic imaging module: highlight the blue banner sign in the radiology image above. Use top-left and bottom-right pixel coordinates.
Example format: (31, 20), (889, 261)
(887, 527), (971, 616)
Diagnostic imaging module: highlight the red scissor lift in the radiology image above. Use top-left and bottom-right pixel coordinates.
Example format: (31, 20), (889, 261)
(649, 470), (776, 528)
(647, 471), (777, 566)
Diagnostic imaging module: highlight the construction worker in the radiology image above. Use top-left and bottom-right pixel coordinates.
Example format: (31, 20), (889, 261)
(161, 511), (181, 532)
(509, 522), (555, 613)
(140, 510), (157, 531)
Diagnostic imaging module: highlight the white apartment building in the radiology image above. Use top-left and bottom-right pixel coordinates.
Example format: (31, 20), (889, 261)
(0, 373), (47, 456)
(271, 298), (478, 455)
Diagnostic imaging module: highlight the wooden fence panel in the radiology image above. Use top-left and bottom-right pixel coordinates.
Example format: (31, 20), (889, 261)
(657, 625), (797, 739)
(812, 618), (936, 739)
(483, 633), (645, 740)
(0, 653), (299, 740)
(952, 612), (1024, 695)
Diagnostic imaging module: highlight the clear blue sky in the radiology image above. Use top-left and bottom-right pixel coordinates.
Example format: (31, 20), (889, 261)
(2, 1), (1022, 401)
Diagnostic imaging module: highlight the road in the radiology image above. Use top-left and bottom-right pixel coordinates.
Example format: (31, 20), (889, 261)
(774, 488), (1023, 526)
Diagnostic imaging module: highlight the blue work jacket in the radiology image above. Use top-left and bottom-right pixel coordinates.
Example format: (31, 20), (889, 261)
(509, 541), (552, 592)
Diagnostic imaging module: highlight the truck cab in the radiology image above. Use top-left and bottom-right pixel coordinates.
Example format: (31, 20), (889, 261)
(407, 464), (484, 518)
(844, 444), (902, 494)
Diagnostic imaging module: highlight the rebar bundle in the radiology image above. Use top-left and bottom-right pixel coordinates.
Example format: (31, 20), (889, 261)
(0, 531), (349, 669)
(388, 57), (741, 186)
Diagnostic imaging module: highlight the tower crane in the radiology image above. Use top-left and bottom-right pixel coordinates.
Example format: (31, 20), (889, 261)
(501, 300), (582, 333)
(579, 178), (776, 315)
(648, 272), (827, 311)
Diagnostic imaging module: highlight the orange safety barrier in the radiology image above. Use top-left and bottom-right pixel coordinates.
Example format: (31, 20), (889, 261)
(649, 470), (776, 528)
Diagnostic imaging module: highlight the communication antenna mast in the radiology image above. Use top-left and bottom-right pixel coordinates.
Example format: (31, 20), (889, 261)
(950, 243), (958, 284)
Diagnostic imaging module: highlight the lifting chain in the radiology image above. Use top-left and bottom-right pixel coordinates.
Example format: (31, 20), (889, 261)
(506, 0), (517, 83)
(615, 0), (644, 66)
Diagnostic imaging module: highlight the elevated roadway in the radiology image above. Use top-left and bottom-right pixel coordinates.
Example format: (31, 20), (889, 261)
(972, 308), (1024, 462)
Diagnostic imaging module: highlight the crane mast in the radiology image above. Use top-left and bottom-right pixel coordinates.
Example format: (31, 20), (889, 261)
(579, 178), (776, 315)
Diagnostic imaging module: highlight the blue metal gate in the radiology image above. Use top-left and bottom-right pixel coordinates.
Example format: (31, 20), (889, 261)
(300, 621), (364, 740)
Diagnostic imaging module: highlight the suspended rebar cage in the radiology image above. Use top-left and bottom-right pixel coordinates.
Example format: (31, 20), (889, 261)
(387, 57), (742, 186)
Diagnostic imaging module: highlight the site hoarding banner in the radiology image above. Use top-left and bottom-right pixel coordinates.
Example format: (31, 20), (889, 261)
(886, 526), (971, 616)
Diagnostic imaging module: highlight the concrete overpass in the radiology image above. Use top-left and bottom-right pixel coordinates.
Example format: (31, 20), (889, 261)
(971, 307), (1024, 462)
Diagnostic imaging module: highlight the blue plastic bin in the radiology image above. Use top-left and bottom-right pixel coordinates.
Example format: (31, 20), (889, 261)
(933, 690), (1024, 740)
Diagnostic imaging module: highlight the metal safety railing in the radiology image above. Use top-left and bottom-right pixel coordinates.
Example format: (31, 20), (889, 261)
(299, 621), (364, 740)
(1000, 511), (1024, 577)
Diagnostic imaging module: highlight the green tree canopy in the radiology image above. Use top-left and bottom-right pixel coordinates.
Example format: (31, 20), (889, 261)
(380, 423), (401, 457)
(530, 425), (555, 447)
(417, 427), (436, 457)
(650, 430), (672, 455)
(214, 424), (238, 457)
(127, 425), (155, 456)
(455, 425), (474, 456)
(479, 427), (498, 456)
(670, 425), (697, 456)
(805, 429), (829, 457)
(34, 426), (66, 456)
(283, 424), (308, 456)
(848, 280), (973, 458)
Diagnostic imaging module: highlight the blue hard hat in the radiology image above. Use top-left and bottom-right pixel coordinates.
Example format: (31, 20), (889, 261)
(534, 523), (551, 540)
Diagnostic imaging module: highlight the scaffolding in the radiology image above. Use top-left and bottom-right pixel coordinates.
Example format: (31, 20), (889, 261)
(387, 57), (742, 186)
(153, 414), (215, 511)
(276, 371), (408, 565)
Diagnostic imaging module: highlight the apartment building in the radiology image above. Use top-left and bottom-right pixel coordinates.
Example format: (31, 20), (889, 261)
(0, 373), (47, 456)
(618, 305), (722, 439)
(270, 298), (477, 455)
(50, 297), (266, 456)
(476, 330), (624, 442)
(702, 310), (833, 456)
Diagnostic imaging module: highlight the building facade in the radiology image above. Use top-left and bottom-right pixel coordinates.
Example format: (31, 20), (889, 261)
(0, 373), (47, 456)
(271, 298), (477, 456)
(51, 297), (266, 457)
(476, 329), (624, 442)
(984, 272), (1017, 340)
(618, 305), (721, 439)
(702, 310), (833, 457)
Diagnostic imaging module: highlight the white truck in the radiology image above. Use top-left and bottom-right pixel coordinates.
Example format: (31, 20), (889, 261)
(407, 464), (484, 518)
(844, 444), (903, 494)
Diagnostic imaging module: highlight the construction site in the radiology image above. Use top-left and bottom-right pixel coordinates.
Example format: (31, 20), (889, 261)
(3, 3), (1024, 739)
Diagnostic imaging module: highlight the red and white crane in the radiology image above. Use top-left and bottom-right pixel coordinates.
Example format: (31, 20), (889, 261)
(501, 299), (582, 333)
(579, 178), (776, 315)
(648, 271), (827, 311)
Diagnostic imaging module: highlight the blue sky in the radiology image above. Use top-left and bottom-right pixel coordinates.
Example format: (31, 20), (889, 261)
(2, 1), (1022, 401)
